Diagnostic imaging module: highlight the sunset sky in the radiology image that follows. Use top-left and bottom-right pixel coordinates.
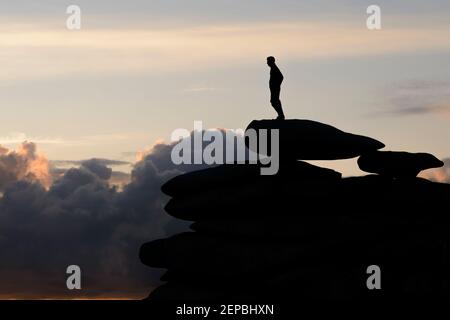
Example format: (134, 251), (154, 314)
(0, 0), (449, 174)
(1, 0), (450, 299)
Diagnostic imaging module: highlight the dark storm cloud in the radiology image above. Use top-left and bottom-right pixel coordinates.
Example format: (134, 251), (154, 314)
(146, 128), (247, 173)
(0, 130), (241, 298)
(51, 159), (130, 167)
(109, 171), (132, 188)
(0, 147), (192, 298)
(50, 159), (131, 188)
(79, 159), (113, 180)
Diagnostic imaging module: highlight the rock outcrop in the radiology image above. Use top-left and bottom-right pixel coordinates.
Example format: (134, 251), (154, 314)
(140, 119), (450, 301)
(246, 119), (385, 160)
(358, 151), (444, 178)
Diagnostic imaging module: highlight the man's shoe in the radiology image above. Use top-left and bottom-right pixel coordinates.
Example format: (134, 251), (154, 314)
(276, 115), (285, 120)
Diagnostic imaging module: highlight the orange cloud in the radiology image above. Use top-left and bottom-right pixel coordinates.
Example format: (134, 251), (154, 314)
(0, 142), (52, 190)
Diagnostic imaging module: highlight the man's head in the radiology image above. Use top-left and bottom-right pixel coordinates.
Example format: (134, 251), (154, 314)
(267, 56), (276, 67)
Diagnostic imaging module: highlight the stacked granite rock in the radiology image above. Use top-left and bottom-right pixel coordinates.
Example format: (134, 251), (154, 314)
(140, 119), (450, 301)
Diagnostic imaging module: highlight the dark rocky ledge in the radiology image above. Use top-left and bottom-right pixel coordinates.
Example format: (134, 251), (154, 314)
(140, 119), (449, 301)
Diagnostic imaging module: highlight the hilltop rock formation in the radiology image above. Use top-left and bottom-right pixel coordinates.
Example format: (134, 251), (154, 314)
(162, 160), (341, 197)
(246, 119), (385, 160)
(358, 151), (444, 178)
(140, 119), (450, 301)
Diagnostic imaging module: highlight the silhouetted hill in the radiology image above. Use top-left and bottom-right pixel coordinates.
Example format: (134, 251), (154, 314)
(140, 119), (449, 301)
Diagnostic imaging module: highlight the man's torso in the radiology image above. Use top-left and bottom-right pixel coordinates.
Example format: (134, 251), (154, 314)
(270, 65), (284, 88)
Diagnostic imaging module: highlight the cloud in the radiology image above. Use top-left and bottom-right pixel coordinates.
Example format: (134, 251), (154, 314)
(0, 156), (187, 298)
(139, 128), (251, 173)
(0, 132), (64, 145)
(0, 132), (144, 148)
(421, 158), (450, 183)
(0, 142), (51, 191)
(383, 80), (450, 117)
(109, 171), (132, 189)
(181, 86), (224, 93)
(0, 132), (237, 298)
(2, 0), (450, 22)
(51, 159), (130, 167)
(3, 22), (450, 81)
(0, 129), (254, 297)
(50, 159), (132, 190)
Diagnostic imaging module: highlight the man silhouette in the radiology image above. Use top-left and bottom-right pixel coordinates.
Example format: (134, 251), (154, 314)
(267, 56), (285, 120)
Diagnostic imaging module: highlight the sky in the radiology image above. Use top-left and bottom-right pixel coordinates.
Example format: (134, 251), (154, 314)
(0, 0), (450, 299)
(0, 0), (449, 174)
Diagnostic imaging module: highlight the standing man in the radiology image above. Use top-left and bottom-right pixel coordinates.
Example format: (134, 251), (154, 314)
(267, 56), (285, 120)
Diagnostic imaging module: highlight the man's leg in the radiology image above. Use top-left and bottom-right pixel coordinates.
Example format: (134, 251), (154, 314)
(275, 100), (285, 119)
(271, 87), (285, 119)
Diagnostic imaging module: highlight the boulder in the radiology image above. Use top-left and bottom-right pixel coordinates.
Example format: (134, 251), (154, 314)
(161, 161), (341, 197)
(245, 119), (384, 160)
(163, 175), (450, 221)
(139, 232), (310, 274)
(140, 118), (450, 302)
(358, 151), (444, 178)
